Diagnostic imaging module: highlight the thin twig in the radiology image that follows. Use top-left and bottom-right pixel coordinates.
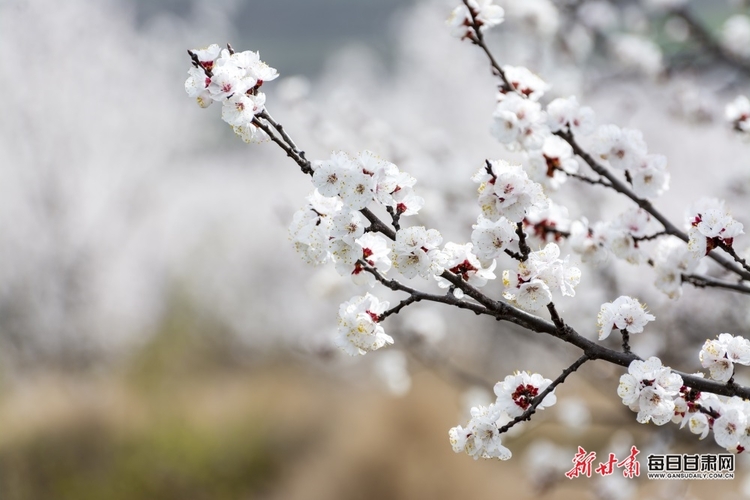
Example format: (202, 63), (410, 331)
(621, 330), (631, 354)
(682, 274), (750, 295)
(566, 171), (612, 187)
(547, 302), (565, 330)
(717, 241), (750, 275)
(515, 222), (531, 261)
(379, 295), (420, 322)
(497, 354), (591, 434)
(634, 231), (668, 243)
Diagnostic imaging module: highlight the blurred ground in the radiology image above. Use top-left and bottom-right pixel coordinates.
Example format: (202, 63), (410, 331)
(0, 311), (746, 499)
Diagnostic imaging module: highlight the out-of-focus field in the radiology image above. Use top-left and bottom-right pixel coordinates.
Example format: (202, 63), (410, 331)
(0, 313), (744, 500)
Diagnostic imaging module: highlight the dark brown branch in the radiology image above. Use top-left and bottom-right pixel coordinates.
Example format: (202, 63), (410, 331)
(693, 403), (721, 420)
(555, 131), (750, 281)
(546, 302), (565, 330)
(682, 274), (750, 295)
(717, 240), (750, 275)
(566, 170), (612, 187)
(634, 231), (668, 242)
(515, 222), (531, 261)
(379, 295), (420, 322)
(385, 205), (402, 232)
(621, 330), (631, 354)
(247, 103), (750, 402)
(443, 29), (750, 281)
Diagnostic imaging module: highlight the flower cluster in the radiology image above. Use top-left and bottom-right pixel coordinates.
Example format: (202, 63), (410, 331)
(672, 384), (718, 440)
(591, 124), (669, 199)
(449, 371), (556, 460)
(622, 356), (750, 453)
(502, 242), (581, 311)
(525, 135), (579, 190)
(491, 93), (549, 151)
(522, 201), (571, 245)
(472, 160), (549, 223)
(185, 44), (278, 143)
(597, 296), (655, 340)
(313, 150), (423, 214)
(652, 236), (702, 299)
(448, 405), (512, 460)
(436, 242), (496, 290)
(699, 333), (750, 383)
(289, 190), (344, 266)
(290, 150), (435, 290)
(471, 215), (518, 261)
(502, 65), (550, 101)
(447, 0), (505, 40)
(288, 191), (393, 286)
(570, 208), (653, 265)
(672, 386), (750, 452)
(334, 293), (393, 356)
(686, 198), (744, 256)
(712, 398), (750, 452)
(546, 96), (595, 136)
(618, 357), (683, 425)
(392, 227), (444, 279)
(494, 371), (557, 417)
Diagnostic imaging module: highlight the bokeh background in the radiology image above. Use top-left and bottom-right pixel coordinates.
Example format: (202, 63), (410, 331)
(3, 0), (750, 498)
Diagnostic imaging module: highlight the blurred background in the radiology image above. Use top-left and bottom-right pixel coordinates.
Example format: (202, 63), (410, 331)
(3, 0), (750, 498)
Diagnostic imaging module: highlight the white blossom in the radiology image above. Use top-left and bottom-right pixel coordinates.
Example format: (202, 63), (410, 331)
(591, 124), (648, 171)
(700, 333), (750, 383)
(331, 210), (368, 247)
(184, 67), (213, 108)
(220, 92), (265, 126)
(502, 65), (549, 102)
(629, 154), (670, 199)
(570, 218), (609, 265)
(471, 215), (518, 261)
(473, 159), (549, 223)
(525, 135), (579, 190)
(447, 0), (505, 39)
(524, 201), (571, 245)
(546, 96), (595, 136)
(335, 293), (393, 356)
(289, 191), (342, 266)
(686, 198), (744, 256)
(652, 237), (701, 299)
(490, 93), (550, 151)
(350, 233), (392, 286)
(713, 402), (749, 451)
(617, 357), (683, 426)
(597, 296), (655, 340)
(392, 226), (444, 279)
(449, 404), (512, 460)
(232, 123), (269, 143)
(436, 242), (496, 288)
(494, 371), (557, 418)
(502, 242), (580, 310)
